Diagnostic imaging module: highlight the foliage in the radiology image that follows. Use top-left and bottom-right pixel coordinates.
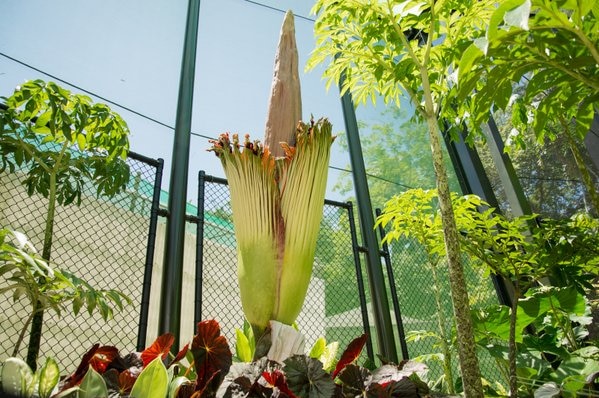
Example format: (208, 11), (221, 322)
(209, 119), (334, 337)
(379, 189), (599, 395)
(308, 1), (503, 394)
(0, 227), (132, 357)
(377, 189), (496, 394)
(1, 320), (431, 398)
(454, 0), (599, 212)
(472, 287), (599, 397)
(0, 79), (130, 208)
(0, 79), (131, 368)
(0, 357), (60, 398)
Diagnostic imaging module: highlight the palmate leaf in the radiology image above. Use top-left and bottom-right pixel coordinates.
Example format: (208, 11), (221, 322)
(283, 355), (335, 398)
(191, 320), (233, 395)
(141, 333), (175, 367)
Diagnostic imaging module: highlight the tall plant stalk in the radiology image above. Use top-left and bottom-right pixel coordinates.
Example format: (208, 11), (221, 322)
(210, 11), (334, 345)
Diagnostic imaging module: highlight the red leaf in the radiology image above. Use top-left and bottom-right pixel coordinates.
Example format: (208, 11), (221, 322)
(59, 344), (119, 392)
(118, 368), (139, 394)
(89, 346), (119, 373)
(191, 320), (232, 394)
(141, 333), (175, 367)
(262, 370), (297, 397)
(333, 334), (368, 378)
(171, 343), (189, 367)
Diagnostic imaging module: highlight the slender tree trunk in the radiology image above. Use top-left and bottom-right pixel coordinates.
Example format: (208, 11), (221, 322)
(425, 114), (484, 398)
(509, 279), (520, 398)
(430, 260), (456, 394)
(25, 172), (57, 370)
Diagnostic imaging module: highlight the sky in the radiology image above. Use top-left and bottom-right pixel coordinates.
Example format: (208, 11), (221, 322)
(0, 0), (386, 204)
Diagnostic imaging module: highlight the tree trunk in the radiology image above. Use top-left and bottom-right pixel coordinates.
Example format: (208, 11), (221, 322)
(426, 114), (484, 398)
(26, 172), (57, 370)
(508, 280), (520, 398)
(430, 259), (456, 394)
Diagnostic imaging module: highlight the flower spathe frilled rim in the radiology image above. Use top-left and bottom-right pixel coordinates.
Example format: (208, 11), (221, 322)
(209, 118), (335, 333)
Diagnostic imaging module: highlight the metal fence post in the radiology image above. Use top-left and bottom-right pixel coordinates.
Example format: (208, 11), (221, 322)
(339, 83), (398, 363)
(159, 0), (201, 351)
(346, 201), (375, 362)
(136, 155), (164, 350)
(194, 171), (206, 329)
(375, 208), (409, 361)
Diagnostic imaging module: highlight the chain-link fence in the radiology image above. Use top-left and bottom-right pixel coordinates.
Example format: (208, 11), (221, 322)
(196, 172), (374, 361)
(0, 150), (162, 367)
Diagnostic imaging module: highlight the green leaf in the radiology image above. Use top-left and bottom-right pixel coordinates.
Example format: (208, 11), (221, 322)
(79, 367), (108, 398)
(1, 357), (34, 398)
(168, 376), (191, 398)
(235, 329), (252, 362)
(488, 0), (528, 40)
(76, 134), (86, 151)
(320, 341), (339, 373)
(503, 0), (531, 30)
(38, 357), (60, 398)
(130, 357), (169, 398)
(309, 337), (326, 359)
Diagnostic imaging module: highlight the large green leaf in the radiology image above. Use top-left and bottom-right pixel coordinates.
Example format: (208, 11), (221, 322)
(130, 357), (169, 398)
(1, 357), (34, 397)
(38, 357), (60, 398)
(79, 367), (108, 398)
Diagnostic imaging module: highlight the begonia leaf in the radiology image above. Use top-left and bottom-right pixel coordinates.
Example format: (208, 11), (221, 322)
(141, 333), (175, 367)
(332, 334), (367, 378)
(283, 355), (335, 398)
(191, 320), (232, 395)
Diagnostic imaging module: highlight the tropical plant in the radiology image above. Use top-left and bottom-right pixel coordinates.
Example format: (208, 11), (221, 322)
(308, 1), (503, 395)
(452, 196), (599, 397)
(209, 11), (334, 349)
(376, 189), (456, 394)
(1, 319), (431, 398)
(210, 118), (333, 345)
(454, 0), (599, 214)
(0, 357), (60, 398)
(472, 287), (599, 397)
(0, 227), (132, 361)
(0, 79), (131, 368)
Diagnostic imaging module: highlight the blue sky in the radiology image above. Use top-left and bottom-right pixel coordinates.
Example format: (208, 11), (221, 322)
(0, 0), (386, 203)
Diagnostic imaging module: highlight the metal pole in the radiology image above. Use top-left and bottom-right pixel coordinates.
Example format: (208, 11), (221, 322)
(137, 157), (164, 350)
(339, 80), (398, 363)
(346, 201), (375, 362)
(442, 127), (513, 307)
(375, 208), (409, 360)
(159, 0), (201, 351)
(483, 116), (532, 217)
(194, 170), (206, 329)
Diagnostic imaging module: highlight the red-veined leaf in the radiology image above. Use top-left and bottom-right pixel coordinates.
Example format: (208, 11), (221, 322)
(190, 320), (232, 394)
(170, 343), (189, 367)
(118, 368), (139, 394)
(89, 346), (119, 373)
(332, 334), (368, 378)
(141, 333), (175, 367)
(58, 344), (118, 391)
(262, 369), (296, 397)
